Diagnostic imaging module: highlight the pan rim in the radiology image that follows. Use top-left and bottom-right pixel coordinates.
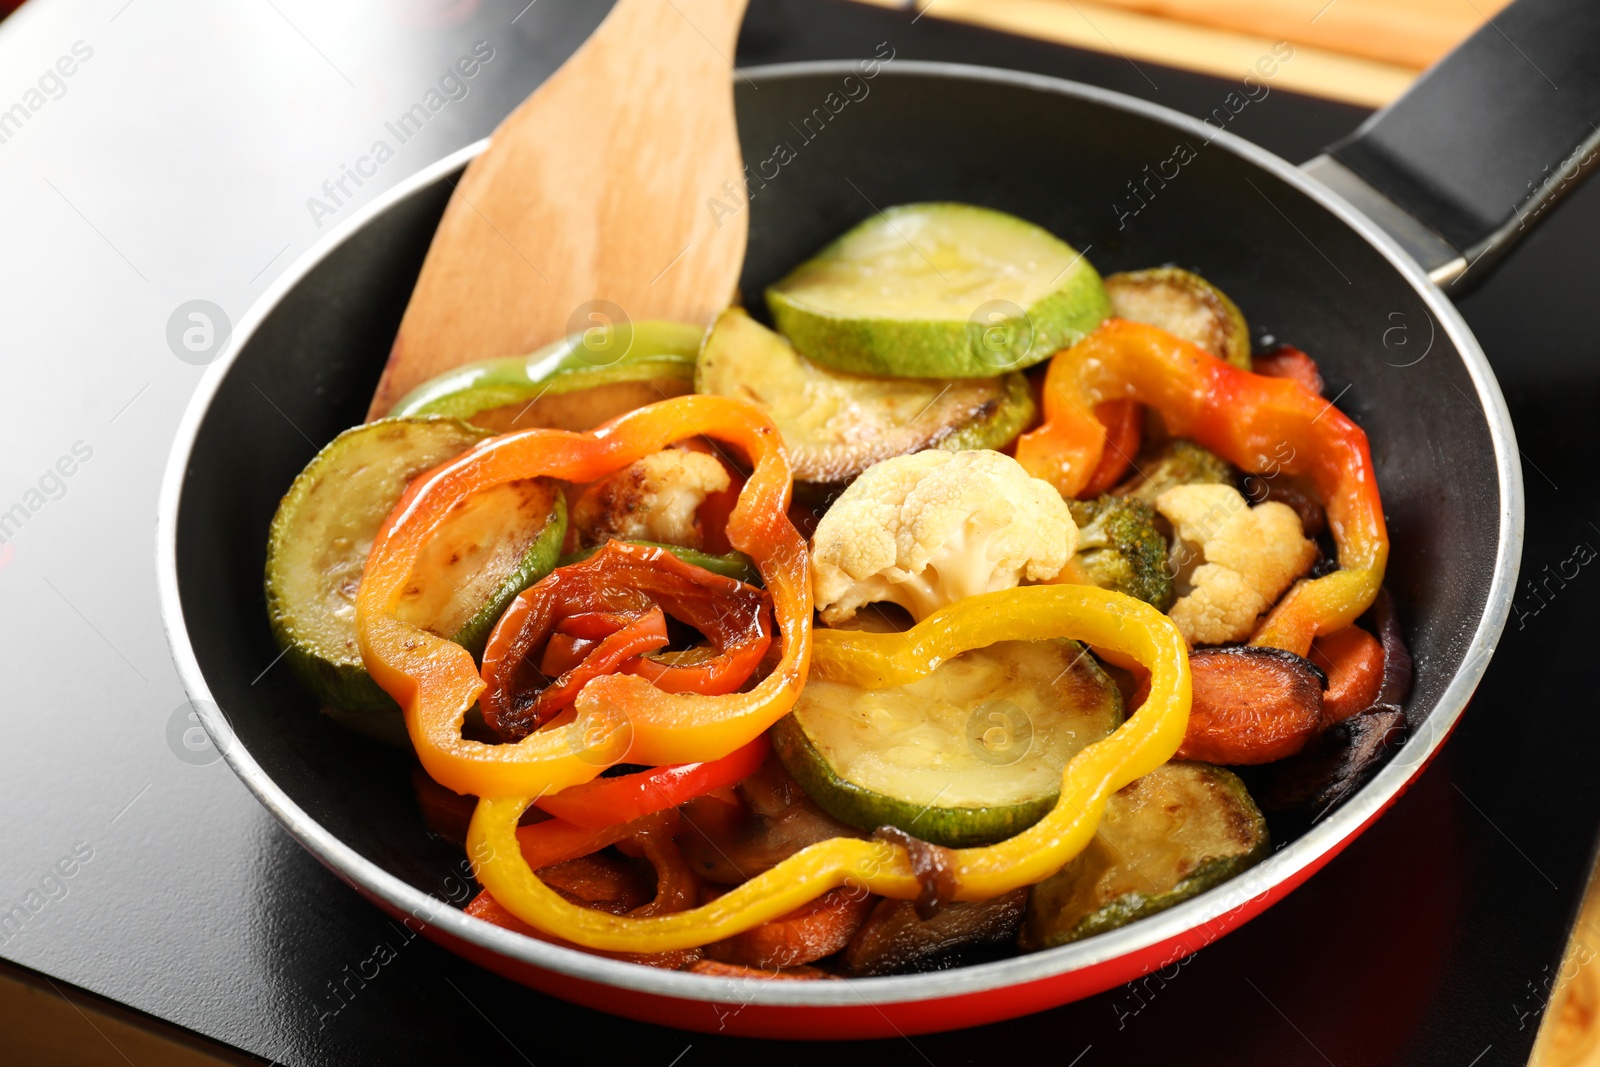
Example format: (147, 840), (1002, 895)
(156, 59), (1524, 1011)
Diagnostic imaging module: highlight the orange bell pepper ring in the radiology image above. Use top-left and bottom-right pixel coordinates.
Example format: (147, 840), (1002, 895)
(1015, 319), (1388, 656)
(354, 395), (812, 799)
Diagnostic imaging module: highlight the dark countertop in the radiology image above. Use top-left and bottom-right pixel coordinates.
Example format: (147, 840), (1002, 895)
(1, 0), (1596, 1063)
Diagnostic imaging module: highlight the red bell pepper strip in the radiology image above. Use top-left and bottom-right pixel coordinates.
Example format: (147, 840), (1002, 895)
(514, 815), (643, 871)
(535, 735), (770, 830)
(1079, 399), (1142, 496)
(1310, 624), (1385, 727)
(480, 541), (773, 739)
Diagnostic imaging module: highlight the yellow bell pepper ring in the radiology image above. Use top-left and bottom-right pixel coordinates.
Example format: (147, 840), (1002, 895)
(468, 584), (1191, 954)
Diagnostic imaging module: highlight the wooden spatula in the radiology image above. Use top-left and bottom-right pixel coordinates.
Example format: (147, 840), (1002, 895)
(367, 0), (750, 419)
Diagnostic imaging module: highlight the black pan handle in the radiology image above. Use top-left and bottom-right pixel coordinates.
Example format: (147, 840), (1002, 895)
(1300, 0), (1600, 292)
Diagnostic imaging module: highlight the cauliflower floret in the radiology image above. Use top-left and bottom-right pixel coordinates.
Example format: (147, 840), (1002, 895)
(572, 449), (729, 550)
(1155, 483), (1316, 646)
(810, 450), (1076, 625)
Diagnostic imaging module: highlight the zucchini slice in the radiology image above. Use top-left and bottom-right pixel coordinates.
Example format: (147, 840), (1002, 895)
(1104, 268), (1250, 369)
(773, 639), (1122, 848)
(388, 320), (702, 432)
(265, 417), (566, 715)
(1020, 761), (1269, 949)
(695, 308), (1034, 488)
(767, 203), (1110, 378)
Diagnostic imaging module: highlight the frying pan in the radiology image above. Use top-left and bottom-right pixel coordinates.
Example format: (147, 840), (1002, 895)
(158, 0), (1597, 1039)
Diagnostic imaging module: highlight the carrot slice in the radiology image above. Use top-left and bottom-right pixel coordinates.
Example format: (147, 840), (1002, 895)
(1310, 625), (1385, 728)
(1177, 646), (1325, 765)
(1079, 399), (1143, 496)
(704, 886), (875, 969)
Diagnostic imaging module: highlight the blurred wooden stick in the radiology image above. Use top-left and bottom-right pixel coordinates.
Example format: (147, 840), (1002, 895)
(1079, 0), (1509, 70)
(917, 0), (1413, 105)
(858, 0), (1507, 106)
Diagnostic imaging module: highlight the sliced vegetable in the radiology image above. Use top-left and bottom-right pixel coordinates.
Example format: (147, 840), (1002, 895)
(1257, 709), (1406, 816)
(766, 203), (1109, 378)
(391, 477), (567, 656)
(1020, 762), (1268, 948)
(615, 814), (701, 917)
(1156, 483), (1318, 649)
(1259, 591), (1412, 815)
(704, 886), (874, 969)
(809, 449), (1075, 626)
(1064, 495), (1174, 611)
(480, 541), (773, 739)
(1252, 344), (1325, 396)
(265, 416), (563, 715)
(537, 854), (656, 914)
(773, 639), (1123, 847)
(872, 825), (960, 919)
(1113, 438), (1236, 503)
(1080, 400), (1143, 497)
(842, 890), (1027, 976)
(676, 783), (866, 886)
(466, 891), (702, 970)
(1368, 588), (1414, 715)
(357, 395), (814, 801)
(1241, 473), (1327, 538)
(695, 308), (1033, 487)
(1309, 625), (1384, 727)
(534, 736), (770, 830)
(1178, 646), (1325, 765)
(570, 449), (730, 551)
(468, 583), (1191, 954)
(687, 960), (834, 980)
(1104, 268), (1251, 368)
(557, 540), (760, 586)
(1017, 320), (1389, 657)
(1084, 266), (1250, 496)
(388, 321), (703, 432)
(515, 815), (644, 871)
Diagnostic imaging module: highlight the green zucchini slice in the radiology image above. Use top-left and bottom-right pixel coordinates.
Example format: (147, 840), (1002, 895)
(1104, 268), (1250, 369)
(1020, 761), (1269, 950)
(773, 639), (1122, 848)
(264, 416), (566, 716)
(766, 202), (1110, 378)
(389, 320), (703, 432)
(695, 308), (1034, 488)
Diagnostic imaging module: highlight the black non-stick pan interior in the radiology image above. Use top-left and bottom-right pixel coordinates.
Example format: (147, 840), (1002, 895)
(174, 66), (1505, 911)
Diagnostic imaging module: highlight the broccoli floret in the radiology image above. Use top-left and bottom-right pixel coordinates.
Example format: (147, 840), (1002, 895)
(1115, 439), (1236, 503)
(1067, 495), (1174, 612)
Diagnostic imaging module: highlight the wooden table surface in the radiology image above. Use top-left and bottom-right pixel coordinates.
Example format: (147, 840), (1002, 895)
(857, 0), (1511, 105)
